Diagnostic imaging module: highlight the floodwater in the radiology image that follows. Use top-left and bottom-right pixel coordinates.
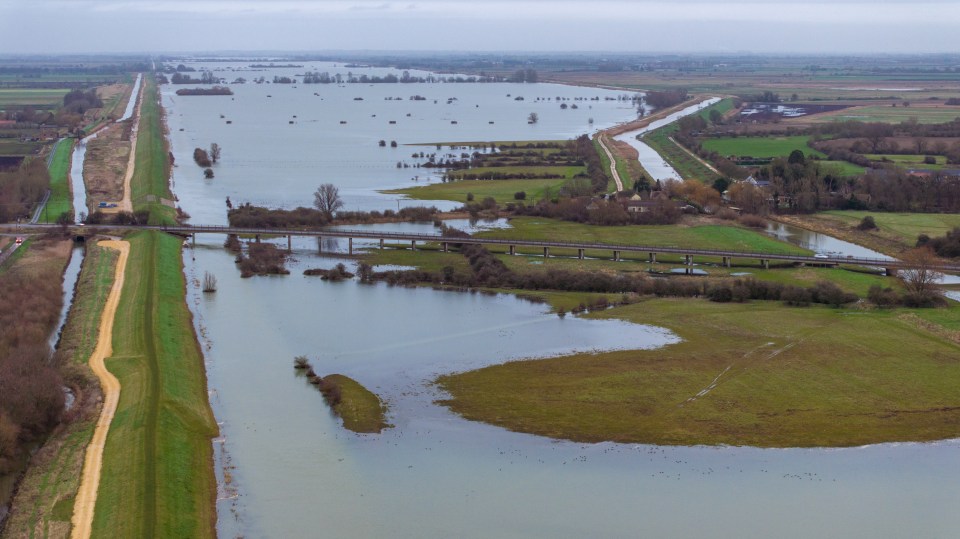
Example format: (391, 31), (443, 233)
(162, 61), (640, 224)
(69, 132), (97, 221)
(164, 64), (960, 538)
(116, 73), (142, 123)
(767, 221), (960, 286)
(615, 98), (721, 181)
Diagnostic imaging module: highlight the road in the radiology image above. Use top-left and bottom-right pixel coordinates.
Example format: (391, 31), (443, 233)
(595, 134), (624, 191)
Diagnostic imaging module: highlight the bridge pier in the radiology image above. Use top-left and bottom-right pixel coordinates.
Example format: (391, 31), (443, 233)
(317, 236), (323, 253)
(442, 242), (448, 252)
(722, 256), (731, 268)
(379, 238), (384, 249)
(509, 245), (516, 256)
(287, 235), (292, 253)
(578, 248), (584, 260)
(684, 254), (692, 265)
(543, 247), (550, 258)
(649, 252), (657, 263)
(761, 259), (769, 269)
(411, 240), (416, 251)
(348, 237), (353, 255)
(885, 267), (897, 277)
(613, 250), (620, 262)
(255, 234), (261, 244)
(192, 234), (196, 247)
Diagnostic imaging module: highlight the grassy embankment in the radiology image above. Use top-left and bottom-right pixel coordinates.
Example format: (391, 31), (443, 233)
(40, 139), (76, 223)
(477, 216), (807, 255)
(130, 77), (176, 225)
(773, 211), (960, 258)
(1, 244), (117, 538)
(387, 140), (586, 205)
(641, 99), (733, 182)
(437, 298), (960, 447)
(699, 135), (865, 176)
(319, 374), (391, 434)
(90, 231), (217, 538)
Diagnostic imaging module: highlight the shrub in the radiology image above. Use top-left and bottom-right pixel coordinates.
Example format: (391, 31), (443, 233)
(857, 215), (877, 230)
(514, 191), (526, 200)
(737, 214), (767, 229)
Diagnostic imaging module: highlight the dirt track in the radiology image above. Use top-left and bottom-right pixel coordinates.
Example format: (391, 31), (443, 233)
(70, 240), (129, 539)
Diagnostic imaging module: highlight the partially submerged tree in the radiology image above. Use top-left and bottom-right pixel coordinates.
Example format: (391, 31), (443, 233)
(313, 183), (344, 219)
(210, 143), (221, 163)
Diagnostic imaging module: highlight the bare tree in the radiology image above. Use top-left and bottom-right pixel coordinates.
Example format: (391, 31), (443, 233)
(202, 272), (217, 293)
(898, 247), (943, 296)
(313, 183), (343, 219)
(210, 142), (221, 163)
(527, 112), (538, 124)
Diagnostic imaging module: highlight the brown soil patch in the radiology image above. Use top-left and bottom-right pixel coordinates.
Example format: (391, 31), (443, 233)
(83, 124), (131, 214)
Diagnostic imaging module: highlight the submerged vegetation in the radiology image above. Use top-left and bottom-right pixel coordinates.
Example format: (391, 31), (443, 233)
(295, 357), (390, 434)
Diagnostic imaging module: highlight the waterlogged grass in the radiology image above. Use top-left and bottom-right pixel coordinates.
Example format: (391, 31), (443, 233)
(42, 138), (76, 222)
(478, 217), (809, 255)
(322, 374), (391, 434)
(437, 298), (960, 447)
(92, 231), (217, 538)
(131, 76), (176, 225)
(701, 135), (825, 159)
(818, 211), (960, 248)
(1, 244), (116, 537)
(386, 178), (568, 205)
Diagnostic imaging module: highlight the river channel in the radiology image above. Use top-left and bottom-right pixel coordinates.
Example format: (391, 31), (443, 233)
(164, 63), (960, 537)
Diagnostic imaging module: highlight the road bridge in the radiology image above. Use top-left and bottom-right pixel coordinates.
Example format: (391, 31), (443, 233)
(8, 222), (959, 274)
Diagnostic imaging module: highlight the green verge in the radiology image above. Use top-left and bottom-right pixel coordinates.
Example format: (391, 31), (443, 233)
(1, 244), (117, 538)
(819, 211), (960, 247)
(91, 231), (217, 538)
(477, 217), (808, 255)
(130, 76), (176, 225)
(42, 139), (76, 223)
(436, 298), (960, 448)
(322, 374), (391, 434)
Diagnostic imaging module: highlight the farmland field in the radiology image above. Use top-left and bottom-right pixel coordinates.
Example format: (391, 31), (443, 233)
(701, 135), (825, 159)
(811, 105), (960, 124)
(865, 154), (952, 170)
(0, 88), (69, 109)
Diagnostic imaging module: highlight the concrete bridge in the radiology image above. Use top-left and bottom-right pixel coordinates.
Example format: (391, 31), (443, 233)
(7, 222), (960, 274)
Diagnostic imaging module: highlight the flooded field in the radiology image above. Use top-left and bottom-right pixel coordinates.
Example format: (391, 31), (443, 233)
(162, 63), (960, 538)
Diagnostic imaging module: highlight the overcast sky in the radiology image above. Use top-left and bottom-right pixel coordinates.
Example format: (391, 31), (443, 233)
(2, 0), (959, 55)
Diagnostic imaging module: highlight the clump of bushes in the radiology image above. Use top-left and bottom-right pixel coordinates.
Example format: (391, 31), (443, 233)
(916, 227), (960, 258)
(857, 215), (878, 230)
(236, 242), (289, 278)
(304, 263), (354, 281)
(193, 148), (212, 167)
(869, 285), (947, 308)
(737, 214), (767, 229)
